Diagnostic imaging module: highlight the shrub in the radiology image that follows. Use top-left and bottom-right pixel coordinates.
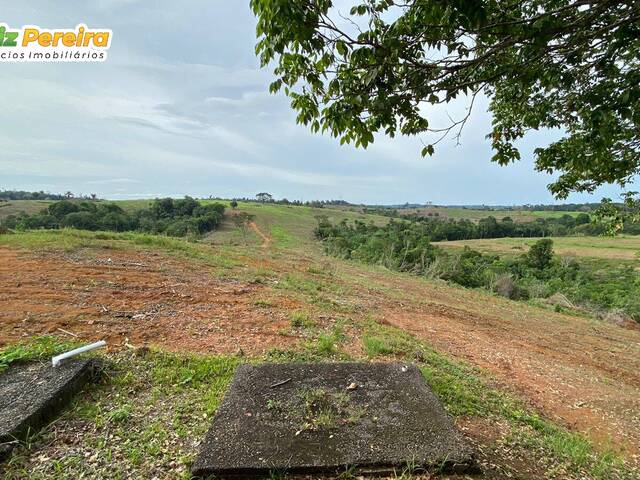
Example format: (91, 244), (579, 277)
(61, 211), (99, 230)
(527, 239), (554, 269)
(493, 274), (528, 300)
(48, 200), (79, 219)
(19, 214), (58, 230)
(437, 248), (496, 288)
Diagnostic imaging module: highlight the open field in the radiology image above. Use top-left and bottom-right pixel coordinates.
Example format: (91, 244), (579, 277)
(433, 236), (640, 261)
(342, 205), (588, 222)
(0, 200), (55, 219)
(1, 204), (639, 479)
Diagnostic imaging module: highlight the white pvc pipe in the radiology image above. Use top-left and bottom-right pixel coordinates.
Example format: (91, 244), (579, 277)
(52, 340), (106, 367)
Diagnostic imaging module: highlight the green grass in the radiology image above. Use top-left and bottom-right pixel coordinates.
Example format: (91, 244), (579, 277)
(0, 200), (54, 219)
(289, 310), (315, 328)
(0, 336), (79, 372)
(0, 229), (240, 270)
(221, 201), (390, 248)
(266, 319), (348, 362)
(1, 323), (634, 480)
(2, 338), (239, 479)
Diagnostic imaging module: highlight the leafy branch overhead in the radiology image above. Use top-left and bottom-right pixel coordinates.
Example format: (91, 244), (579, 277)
(250, 0), (640, 197)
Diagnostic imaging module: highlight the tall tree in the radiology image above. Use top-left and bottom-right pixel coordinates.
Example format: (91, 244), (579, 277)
(256, 192), (274, 203)
(251, 0), (640, 197)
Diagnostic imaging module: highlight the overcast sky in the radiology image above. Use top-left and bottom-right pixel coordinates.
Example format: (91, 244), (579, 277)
(0, 1), (632, 205)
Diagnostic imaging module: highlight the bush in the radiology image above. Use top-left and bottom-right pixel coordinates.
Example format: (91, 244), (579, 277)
(48, 200), (79, 219)
(19, 214), (58, 230)
(437, 248), (496, 288)
(527, 239), (554, 269)
(61, 211), (99, 230)
(493, 274), (529, 300)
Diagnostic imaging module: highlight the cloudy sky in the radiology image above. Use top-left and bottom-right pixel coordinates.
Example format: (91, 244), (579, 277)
(0, 1), (632, 205)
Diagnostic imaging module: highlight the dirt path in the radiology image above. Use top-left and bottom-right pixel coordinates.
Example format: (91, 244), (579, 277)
(249, 221), (271, 248)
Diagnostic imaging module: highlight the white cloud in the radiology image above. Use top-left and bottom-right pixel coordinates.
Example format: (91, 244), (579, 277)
(0, 1), (630, 204)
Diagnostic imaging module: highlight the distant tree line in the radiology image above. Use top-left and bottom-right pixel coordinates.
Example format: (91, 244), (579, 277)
(358, 212), (640, 238)
(315, 218), (639, 322)
(0, 190), (68, 201)
(403, 214), (602, 239)
(1, 197), (225, 237)
(518, 203), (600, 212)
(213, 193), (350, 208)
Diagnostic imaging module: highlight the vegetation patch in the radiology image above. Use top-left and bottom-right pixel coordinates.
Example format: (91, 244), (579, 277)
(1, 197), (225, 238)
(289, 310), (315, 329)
(0, 336), (79, 373)
(316, 219), (640, 323)
(1, 338), (239, 479)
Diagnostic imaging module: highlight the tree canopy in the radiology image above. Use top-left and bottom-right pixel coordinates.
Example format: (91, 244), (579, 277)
(251, 0), (640, 197)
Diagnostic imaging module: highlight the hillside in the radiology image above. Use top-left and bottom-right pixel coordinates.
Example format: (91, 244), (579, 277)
(1, 203), (639, 479)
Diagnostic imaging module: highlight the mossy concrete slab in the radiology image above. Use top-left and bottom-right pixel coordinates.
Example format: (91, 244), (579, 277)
(192, 362), (475, 478)
(0, 359), (95, 461)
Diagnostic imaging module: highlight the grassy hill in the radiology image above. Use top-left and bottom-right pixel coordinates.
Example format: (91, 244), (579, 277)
(0, 199), (55, 218)
(1, 202), (639, 479)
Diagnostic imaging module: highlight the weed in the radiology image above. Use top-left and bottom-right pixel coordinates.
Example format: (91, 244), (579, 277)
(266, 399), (282, 411)
(289, 310), (314, 328)
(316, 334), (337, 356)
(105, 405), (132, 424)
(253, 298), (273, 307)
(362, 335), (394, 357)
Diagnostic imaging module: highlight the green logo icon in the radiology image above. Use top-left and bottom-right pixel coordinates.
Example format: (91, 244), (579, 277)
(0, 25), (19, 47)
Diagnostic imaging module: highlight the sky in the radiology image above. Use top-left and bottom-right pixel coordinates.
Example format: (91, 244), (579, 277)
(0, 1), (632, 205)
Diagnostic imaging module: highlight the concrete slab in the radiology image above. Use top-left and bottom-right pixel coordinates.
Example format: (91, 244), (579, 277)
(192, 362), (475, 478)
(0, 359), (95, 461)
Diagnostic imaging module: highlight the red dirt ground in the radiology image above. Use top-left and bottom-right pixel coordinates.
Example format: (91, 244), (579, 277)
(0, 246), (298, 355)
(2, 244), (640, 467)
(371, 293), (640, 461)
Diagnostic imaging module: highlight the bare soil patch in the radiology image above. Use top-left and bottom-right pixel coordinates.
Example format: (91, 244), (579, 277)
(249, 220), (272, 248)
(0, 247), (295, 355)
(371, 285), (640, 459)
